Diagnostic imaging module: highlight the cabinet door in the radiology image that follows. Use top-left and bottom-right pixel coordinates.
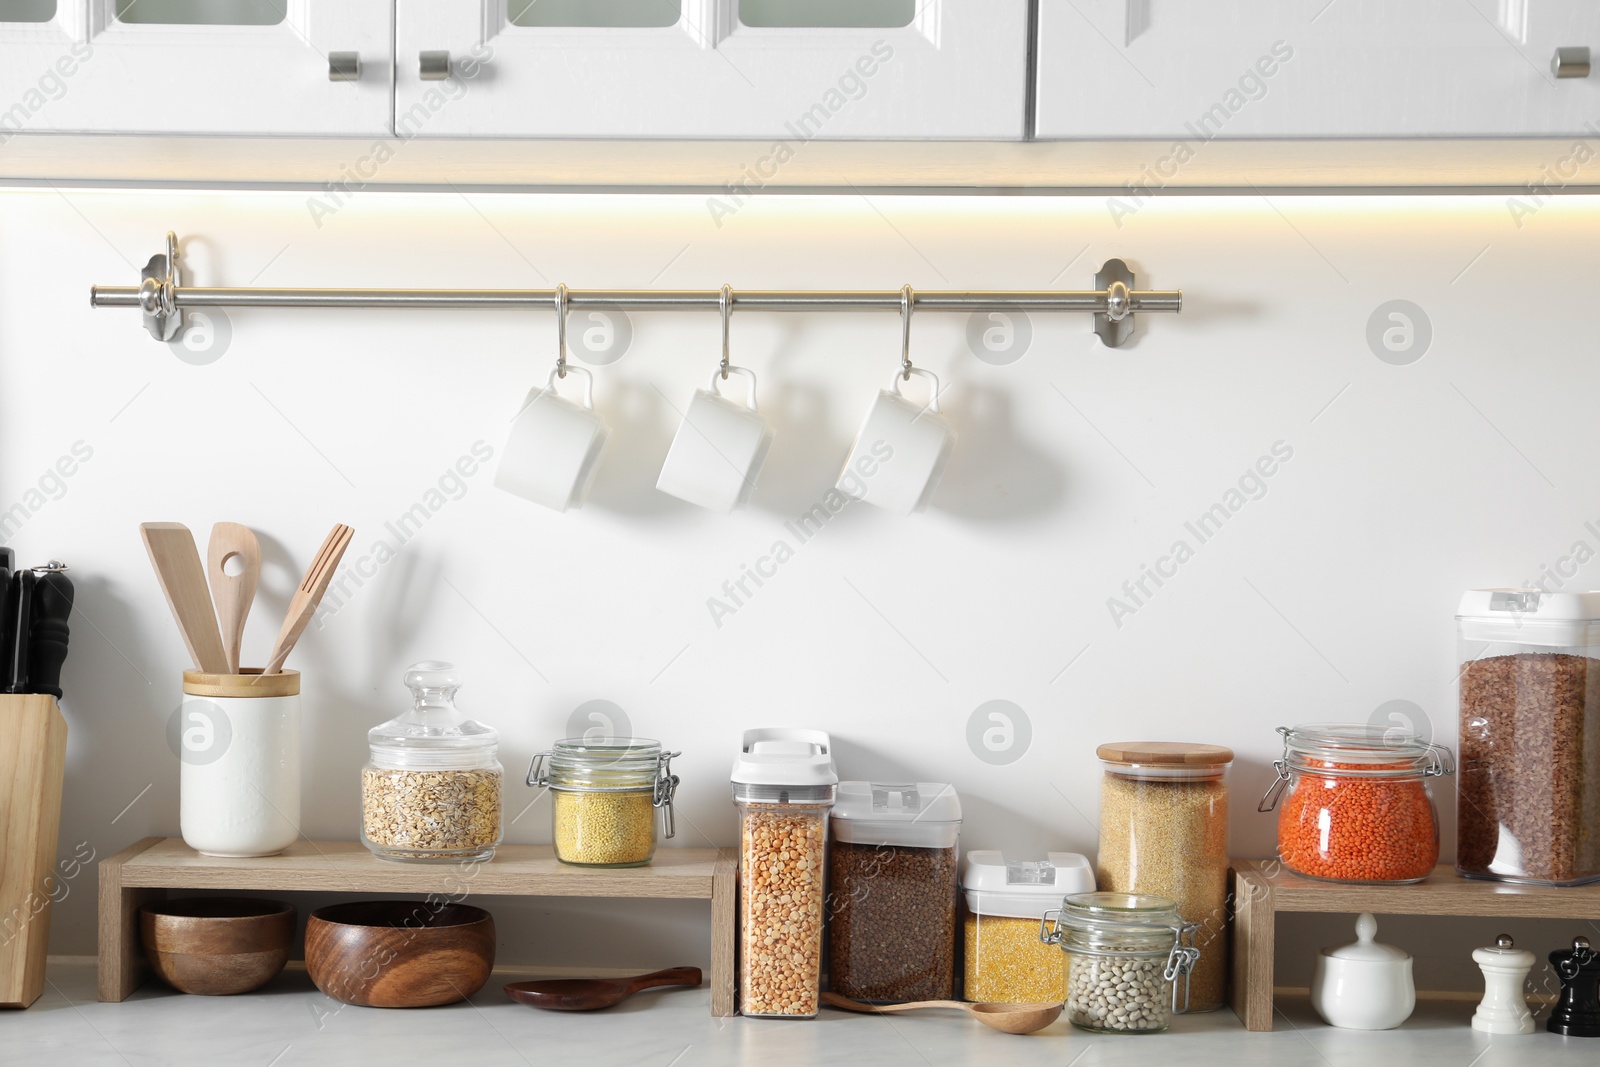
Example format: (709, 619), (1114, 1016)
(1036, 0), (1600, 138)
(395, 0), (1028, 139)
(0, 0), (391, 136)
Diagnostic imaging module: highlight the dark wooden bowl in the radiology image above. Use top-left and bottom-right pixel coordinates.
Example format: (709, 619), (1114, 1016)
(140, 897), (296, 996)
(305, 900), (495, 1008)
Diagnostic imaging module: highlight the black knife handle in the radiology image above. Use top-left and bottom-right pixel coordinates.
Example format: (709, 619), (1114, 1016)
(28, 569), (73, 699)
(4, 571), (34, 694)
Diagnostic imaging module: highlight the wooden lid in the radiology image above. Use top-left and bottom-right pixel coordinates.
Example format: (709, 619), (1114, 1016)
(183, 668), (300, 698)
(1097, 741), (1234, 765)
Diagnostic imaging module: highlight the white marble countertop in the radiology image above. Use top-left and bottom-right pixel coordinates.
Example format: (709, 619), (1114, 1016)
(8, 960), (1597, 1067)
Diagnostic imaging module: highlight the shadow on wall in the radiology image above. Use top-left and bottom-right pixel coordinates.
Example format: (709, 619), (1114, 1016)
(588, 376), (684, 518)
(55, 574), (171, 859)
(751, 374), (846, 519)
(934, 380), (1068, 522)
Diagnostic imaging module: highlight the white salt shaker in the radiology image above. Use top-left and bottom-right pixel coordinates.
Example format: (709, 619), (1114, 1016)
(1472, 934), (1536, 1034)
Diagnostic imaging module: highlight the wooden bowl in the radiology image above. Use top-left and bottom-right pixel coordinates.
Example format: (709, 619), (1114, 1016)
(305, 900), (495, 1008)
(140, 897), (296, 995)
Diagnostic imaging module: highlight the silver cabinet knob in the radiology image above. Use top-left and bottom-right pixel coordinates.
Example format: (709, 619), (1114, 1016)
(328, 52), (360, 82)
(419, 50), (451, 80)
(1553, 46), (1591, 78)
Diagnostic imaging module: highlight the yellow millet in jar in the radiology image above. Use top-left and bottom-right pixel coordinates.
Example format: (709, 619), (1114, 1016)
(553, 789), (656, 866)
(963, 914), (1067, 1003)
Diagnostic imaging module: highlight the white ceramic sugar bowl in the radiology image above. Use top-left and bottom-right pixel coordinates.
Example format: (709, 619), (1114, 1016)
(1310, 913), (1416, 1030)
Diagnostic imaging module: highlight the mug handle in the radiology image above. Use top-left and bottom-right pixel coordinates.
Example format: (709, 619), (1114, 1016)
(708, 365), (759, 412)
(890, 366), (941, 414)
(546, 364), (596, 409)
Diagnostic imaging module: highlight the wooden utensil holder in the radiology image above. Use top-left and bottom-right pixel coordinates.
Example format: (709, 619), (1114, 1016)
(0, 694), (69, 1009)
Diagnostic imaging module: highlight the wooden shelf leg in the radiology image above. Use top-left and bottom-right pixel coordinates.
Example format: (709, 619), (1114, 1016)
(710, 848), (736, 1017)
(1229, 863), (1276, 1032)
(97, 838), (162, 1002)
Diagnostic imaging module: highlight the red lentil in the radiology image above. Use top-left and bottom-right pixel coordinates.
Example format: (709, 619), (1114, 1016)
(1277, 760), (1438, 883)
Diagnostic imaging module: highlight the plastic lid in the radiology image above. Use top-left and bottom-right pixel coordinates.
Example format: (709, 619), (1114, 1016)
(730, 728), (836, 786)
(1458, 589), (1600, 647)
(1098, 741), (1233, 778)
(962, 851), (1095, 919)
(369, 661), (498, 769)
(831, 782), (960, 848)
(1322, 913), (1408, 963)
(730, 728), (836, 805)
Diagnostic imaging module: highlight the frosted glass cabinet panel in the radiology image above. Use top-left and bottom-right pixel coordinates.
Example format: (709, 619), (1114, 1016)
(0, 0), (392, 135)
(395, 0), (1029, 138)
(1035, 0), (1600, 137)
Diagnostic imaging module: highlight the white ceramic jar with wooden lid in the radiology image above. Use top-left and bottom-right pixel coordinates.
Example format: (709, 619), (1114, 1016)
(178, 669), (300, 858)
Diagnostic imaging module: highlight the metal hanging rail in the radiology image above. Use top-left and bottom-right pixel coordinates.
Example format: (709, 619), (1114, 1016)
(89, 233), (1182, 348)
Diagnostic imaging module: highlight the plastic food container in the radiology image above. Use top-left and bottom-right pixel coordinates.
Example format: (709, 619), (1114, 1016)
(528, 738), (679, 868)
(827, 782), (961, 1002)
(1042, 891), (1199, 1034)
(1457, 590), (1600, 886)
(1096, 742), (1231, 1012)
(961, 851), (1094, 1004)
(360, 662), (503, 863)
(731, 728), (837, 1018)
(1259, 722), (1452, 885)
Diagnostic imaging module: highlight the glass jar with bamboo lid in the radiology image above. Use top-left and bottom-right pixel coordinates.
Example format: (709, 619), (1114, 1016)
(1095, 741), (1232, 1013)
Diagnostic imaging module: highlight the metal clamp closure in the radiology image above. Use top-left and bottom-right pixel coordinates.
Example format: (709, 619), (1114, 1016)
(526, 752), (551, 788)
(653, 750), (681, 839)
(1038, 908), (1064, 946)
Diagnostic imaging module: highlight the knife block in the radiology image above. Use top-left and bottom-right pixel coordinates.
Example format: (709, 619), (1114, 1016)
(0, 694), (68, 1008)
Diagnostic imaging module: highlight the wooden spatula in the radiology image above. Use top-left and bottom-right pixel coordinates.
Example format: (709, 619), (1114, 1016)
(206, 522), (260, 674)
(262, 524), (353, 675)
(141, 522), (229, 674)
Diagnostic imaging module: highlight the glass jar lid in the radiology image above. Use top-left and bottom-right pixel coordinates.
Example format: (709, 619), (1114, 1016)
(1097, 741), (1234, 780)
(1277, 722), (1452, 778)
(535, 737), (668, 790)
(1059, 891), (1185, 932)
(368, 661), (498, 769)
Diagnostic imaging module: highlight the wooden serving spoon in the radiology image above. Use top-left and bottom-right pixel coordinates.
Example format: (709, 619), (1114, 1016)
(821, 991), (1063, 1035)
(504, 967), (702, 1011)
(206, 522), (260, 674)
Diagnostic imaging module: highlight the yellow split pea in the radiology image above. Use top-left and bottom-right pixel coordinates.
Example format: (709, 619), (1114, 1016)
(553, 789), (656, 866)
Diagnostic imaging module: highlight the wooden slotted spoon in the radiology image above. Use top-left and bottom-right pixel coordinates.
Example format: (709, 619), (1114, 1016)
(206, 522), (260, 674)
(262, 524), (353, 675)
(821, 992), (1063, 1035)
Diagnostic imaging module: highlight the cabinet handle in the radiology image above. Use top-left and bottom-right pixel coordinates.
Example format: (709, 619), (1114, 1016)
(1553, 46), (1590, 79)
(328, 52), (360, 82)
(419, 50), (451, 81)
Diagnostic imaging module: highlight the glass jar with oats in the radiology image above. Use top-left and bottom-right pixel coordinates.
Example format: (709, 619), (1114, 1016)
(1095, 742), (1231, 1012)
(731, 729), (837, 1019)
(527, 737), (679, 868)
(361, 662), (502, 864)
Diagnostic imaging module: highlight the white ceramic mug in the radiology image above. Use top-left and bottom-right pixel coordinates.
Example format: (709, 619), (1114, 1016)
(836, 367), (955, 515)
(179, 669), (300, 858)
(495, 365), (609, 512)
(657, 366), (774, 513)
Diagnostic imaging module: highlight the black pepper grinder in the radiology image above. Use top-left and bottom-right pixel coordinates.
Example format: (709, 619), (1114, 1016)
(1549, 936), (1600, 1037)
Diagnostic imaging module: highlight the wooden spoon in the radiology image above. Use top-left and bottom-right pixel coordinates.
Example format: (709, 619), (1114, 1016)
(262, 523), (353, 675)
(206, 523), (260, 674)
(141, 522), (228, 674)
(504, 967), (702, 1011)
(821, 991), (1063, 1035)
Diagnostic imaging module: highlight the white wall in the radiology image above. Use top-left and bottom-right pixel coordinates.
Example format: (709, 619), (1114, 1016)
(6, 187), (1597, 990)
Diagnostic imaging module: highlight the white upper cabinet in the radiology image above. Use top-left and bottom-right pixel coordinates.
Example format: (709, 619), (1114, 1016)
(1035, 0), (1600, 138)
(0, 0), (392, 136)
(393, 0), (1029, 138)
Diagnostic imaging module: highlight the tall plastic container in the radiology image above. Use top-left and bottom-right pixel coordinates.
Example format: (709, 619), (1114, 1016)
(1457, 589), (1600, 885)
(731, 729), (837, 1018)
(827, 781), (961, 1002)
(962, 850), (1095, 1003)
